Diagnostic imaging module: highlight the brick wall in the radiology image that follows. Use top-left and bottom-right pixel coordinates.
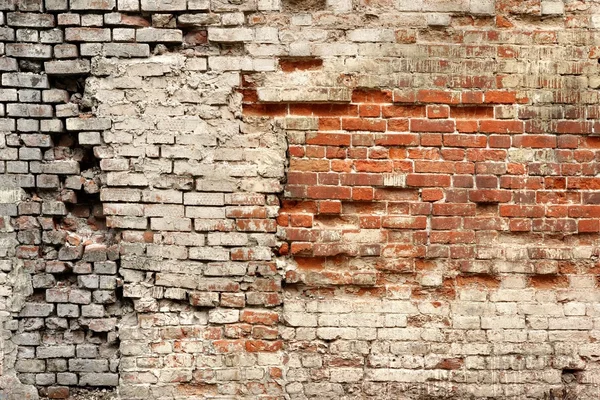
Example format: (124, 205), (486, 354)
(2, 0), (600, 398)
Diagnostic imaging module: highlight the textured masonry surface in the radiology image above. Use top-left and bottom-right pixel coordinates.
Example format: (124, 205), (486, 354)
(2, 0), (600, 398)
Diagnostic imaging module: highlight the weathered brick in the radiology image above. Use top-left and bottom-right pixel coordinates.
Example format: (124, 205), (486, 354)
(208, 27), (253, 42)
(103, 42), (150, 57)
(135, 27), (182, 42)
(140, 0), (185, 10)
(78, 373), (119, 386)
(66, 117), (111, 130)
(37, 345), (75, 359)
(7, 12), (55, 27)
(65, 27), (111, 42)
(44, 59), (90, 74)
(2, 72), (49, 88)
(19, 303), (54, 317)
(70, 0), (115, 9)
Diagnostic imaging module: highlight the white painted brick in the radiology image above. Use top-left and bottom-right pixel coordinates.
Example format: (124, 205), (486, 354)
(470, 0), (494, 15)
(541, 1), (564, 15)
(208, 27), (253, 42)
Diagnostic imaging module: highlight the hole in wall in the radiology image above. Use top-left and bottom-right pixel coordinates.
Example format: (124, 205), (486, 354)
(281, 0), (325, 12)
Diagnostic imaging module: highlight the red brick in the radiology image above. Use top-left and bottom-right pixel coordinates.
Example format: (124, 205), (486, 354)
(306, 132), (351, 146)
(456, 120), (478, 133)
(279, 57), (323, 72)
(290, 214), (313, 227)
(374, 133), (419, 146)
(226, 206), (267, 218)
(499, 205), (544, 218)
(240, 310), (279, 325)
(489, 135), (511, 148)
(410, 119), (455, 133)
(382, 105), (425, 118)
(276, 214), (289, 227)
(533, 31), (557, 44)
(374, 188), (419, 201)
(352, 89), (393, 103)
(213, 340), (245, 353)
(468, 189), (511, 203)
(243, 104), (287, 117)
(354, 160), (393, 173)
(184, 30), (207, 45)
(281, 200), (318, 214)
(453, 175), (474, 188)
(290, 104), (358, 117)
(306, 186), (352, 199)
(360, 216), (381, 228)
(441, 149), (465, 161)
(359, 104), (381, 117)
(340, 173), (383, 186)
(461, 91), (484, 104)
(387, 118), (409, 131)
(285, 228), (318, 242)
(513, 135), (557, 148)
(432, 203), (476, 216)
(415, 161), (455, 174)
(451, 106), (493, 119)
(47, 387), (70, 399)
(406, 174), (451, 187)
(393, 89), (416, 103)
(416, 89), (460, 104)
(497, 45), (518, 58)
(484, 90), (518, 104)
(509, 219), (531, 232)
(342, 118), (387, 132)
(352, 133), (374, 147)
(431, 217), (461, 230)
(352, 187), (374, 201)
(288, 146), (304, 157)
(236, 219), (277, 232)
(319, 117), (341, 131)
(382, 216), (427, 229)
(568, 205), (600, 218)
(475, 175), (498, 188)
(289, 159), (330, 172)
(325, 147), (346, 159)
(305, 146), (325, 158)
(426, 105), (450, 119)
(348, 147), (368, 159)
(245, 340), (283, 352)
(546, 205), (568, 218)
(467, 150), (507, 162)
(464, 217), (506, 230)
(422, 188), (444, 202)
(331, 159), (352, 172)
(479, 120), (524, 134)
(443, 134), (487, 148)
(382, 244), (425, 258)
(554, 120), (593, 134)
(532, 219), (577, 233)
(420, 133), (443, 146)
(557, 135), (578, 149)
(368, 147), (388, 159)
(579, 219), (600, 232)
(395, 29), (416, 43)
(240, 88), (258, 103)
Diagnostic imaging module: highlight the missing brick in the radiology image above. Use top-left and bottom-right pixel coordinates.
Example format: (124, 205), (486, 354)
(281, 0), (325, 11)
(278, 57), (323, 72)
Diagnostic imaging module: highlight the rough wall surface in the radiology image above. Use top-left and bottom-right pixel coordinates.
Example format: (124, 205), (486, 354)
(2, 0), (600, 398)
